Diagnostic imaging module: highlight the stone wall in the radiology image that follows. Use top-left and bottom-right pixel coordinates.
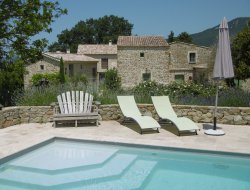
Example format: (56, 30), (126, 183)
(0, 106), (54, 128)
(1, 105), (249, 129)
(117, 46), (169, 88)
(99, 104), (250, 125)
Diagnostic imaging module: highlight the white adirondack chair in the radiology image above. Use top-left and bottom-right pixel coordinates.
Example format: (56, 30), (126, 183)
(53, 91), (99, 127)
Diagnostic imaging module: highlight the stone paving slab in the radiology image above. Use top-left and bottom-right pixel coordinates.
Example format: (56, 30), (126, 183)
(0, 121), (250, 159)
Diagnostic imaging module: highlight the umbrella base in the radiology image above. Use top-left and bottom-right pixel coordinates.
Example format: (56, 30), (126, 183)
(204, 129), (225, 136)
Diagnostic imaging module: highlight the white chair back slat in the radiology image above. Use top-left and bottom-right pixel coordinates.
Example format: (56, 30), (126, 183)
(57, 95), (64, 113)
(62, 93), (68, 114)
(71, 91), (76, 113)
(87, 94), (93, 113)
(75, 91), (79, 113)
(83, 93), (89, 113)
(57, 91), (94, 114)
(79, 91), (84, 113)
(66, 91), (73, 113)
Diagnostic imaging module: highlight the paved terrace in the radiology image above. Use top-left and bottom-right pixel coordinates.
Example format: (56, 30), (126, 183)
(0, 121), (250, 159)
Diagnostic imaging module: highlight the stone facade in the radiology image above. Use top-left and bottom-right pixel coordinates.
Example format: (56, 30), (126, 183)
(1, 105), (250, 129)
(87, 54), (117, 72)
(117, 46), (169, 88)
(25, 36), (213, 88)
(117, 37), (213, 88)
(169, 42), (214, 82)
(24, 45), (117, 88)
(24, 57), (59, 88)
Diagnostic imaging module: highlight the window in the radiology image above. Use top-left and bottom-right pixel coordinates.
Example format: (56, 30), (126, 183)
(92, 67), (97, 82)
(140, 52), (144, 57)
(175, 75), (184, 82)
(80, 64), (83, 71)
(68, 64), (74, 77)
(189, 52), (196, 64)
(101, 58), (108, 69)
(142, 73), (151, 81)
(92, 67), (97, 77)
(40, 65), (44, 70)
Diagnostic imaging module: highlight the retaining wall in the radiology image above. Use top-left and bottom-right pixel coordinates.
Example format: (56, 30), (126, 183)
(1, 104), (250, 128)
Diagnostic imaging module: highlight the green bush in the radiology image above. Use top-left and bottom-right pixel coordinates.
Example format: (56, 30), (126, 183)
(166, 82), (216, 97)
(103, 68), (121, 91)
(133, 81), (167, 96)
(31, 73), (60, 86)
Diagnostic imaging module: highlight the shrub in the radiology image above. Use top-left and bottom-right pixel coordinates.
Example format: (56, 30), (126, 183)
(103, 68), (121, 91)
(13, 82), (94, 106)
(241, 78), (250, 92)
(31, 73), (60, 86)
(69, 74), (88, 86)
(166, 82), (216, 97)
(133, 81), (167, 95)
(14, 85), (59, 106)
(218, 88), (250, 107)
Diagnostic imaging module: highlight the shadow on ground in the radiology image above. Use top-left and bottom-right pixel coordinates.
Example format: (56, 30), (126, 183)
(120, 121), (197, 136)
(202, 123), (223, 130)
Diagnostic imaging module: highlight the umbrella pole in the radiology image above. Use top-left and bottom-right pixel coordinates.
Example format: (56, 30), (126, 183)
(213, 82), (219, 130)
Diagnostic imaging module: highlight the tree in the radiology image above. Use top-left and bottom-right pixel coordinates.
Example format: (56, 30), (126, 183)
(0, 0), (66, 106)
(0, 60), (25, 106)
(167, 31), (175, 43)
(49, 15), (133, 53)
(59, 57), (65, 84)
(177, 32), (193, 43)
(231, 20), (250, 82)
(0, 0), (67, 63)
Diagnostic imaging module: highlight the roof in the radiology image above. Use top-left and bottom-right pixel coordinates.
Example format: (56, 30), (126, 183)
(77, 44), (117, 54)
(117, 36), (169, 47)
(43, 52), (98, 62)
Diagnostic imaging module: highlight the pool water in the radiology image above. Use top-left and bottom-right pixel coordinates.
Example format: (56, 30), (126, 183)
(0, 139), (250, 190)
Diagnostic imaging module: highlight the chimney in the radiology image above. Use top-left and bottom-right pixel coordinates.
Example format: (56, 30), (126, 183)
(66, 49), (70, 54)
(109, 40), (112, 46)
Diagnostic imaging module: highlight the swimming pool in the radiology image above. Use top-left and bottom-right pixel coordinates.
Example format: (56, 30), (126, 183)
(0, 138), (249, 190)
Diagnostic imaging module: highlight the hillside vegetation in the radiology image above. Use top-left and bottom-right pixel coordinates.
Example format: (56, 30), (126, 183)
(191, 17), (249, 46)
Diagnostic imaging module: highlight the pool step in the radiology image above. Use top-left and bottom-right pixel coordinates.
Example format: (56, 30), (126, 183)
(9, 142), (119, 171)
(0, 153), (137, 188)
(63, 159), (157, 190)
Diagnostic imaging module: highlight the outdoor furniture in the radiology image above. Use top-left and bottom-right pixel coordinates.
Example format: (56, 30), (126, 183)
(151, 96), (199, 136)
(53, 91), (98, 127)
(117, 96), (161, 134)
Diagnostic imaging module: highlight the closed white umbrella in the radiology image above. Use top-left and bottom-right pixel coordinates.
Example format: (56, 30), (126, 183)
(205, 17), (234, 136)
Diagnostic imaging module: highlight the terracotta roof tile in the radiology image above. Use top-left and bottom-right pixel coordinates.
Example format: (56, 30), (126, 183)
(77, 44), (117, 54)
(117, 36), (168, 47)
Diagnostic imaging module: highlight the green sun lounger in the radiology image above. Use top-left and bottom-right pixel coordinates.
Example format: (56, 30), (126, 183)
(117, 96), (161, 134)
(151, 96), (199, 136)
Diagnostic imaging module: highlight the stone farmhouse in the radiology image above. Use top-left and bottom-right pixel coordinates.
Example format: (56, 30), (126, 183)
(24, 36), (213, 89)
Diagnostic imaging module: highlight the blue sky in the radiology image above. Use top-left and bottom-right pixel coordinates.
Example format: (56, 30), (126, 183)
(39, 0), (250, 45)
